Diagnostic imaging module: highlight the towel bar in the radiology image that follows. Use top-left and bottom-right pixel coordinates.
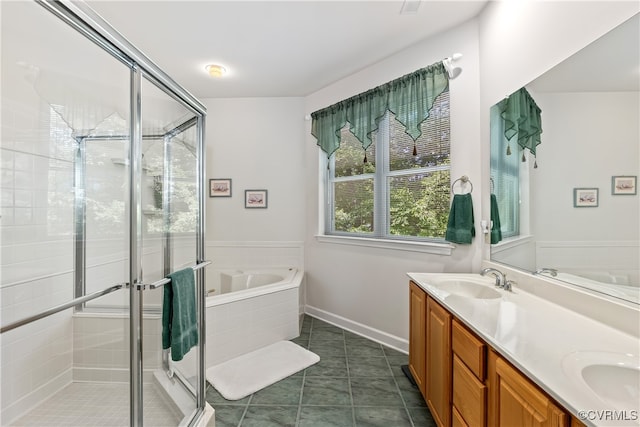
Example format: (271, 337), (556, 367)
(138, 260), (212, 290)
(1, 282), (127, 334)
(451, 175), (473, 194)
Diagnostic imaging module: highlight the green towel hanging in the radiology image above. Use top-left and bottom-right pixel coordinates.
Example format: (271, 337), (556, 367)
(445, 193), (475, 244)
(162, 268), (199, 361)
(490, 194), (502, 244)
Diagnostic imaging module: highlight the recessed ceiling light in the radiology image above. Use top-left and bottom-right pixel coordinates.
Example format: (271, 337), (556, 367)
(205, 64), (227, 78)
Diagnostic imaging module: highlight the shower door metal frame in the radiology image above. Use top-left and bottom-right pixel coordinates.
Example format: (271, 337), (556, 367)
(34, 2), (208, 426)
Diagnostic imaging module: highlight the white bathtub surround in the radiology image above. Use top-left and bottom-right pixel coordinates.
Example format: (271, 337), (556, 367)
(205, 268), (303, 367)
(408, 270), (640, 426)
(206, 340), (319, 400)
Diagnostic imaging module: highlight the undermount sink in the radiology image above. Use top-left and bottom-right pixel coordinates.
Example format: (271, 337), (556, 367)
(562, 351), (640, 411)
(427, 275), (502, 300)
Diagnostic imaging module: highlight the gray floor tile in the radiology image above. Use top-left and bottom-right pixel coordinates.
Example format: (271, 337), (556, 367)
(241, 405), (299, 427)
(311, 319), (338, 329)
(251, 376), (304, 405)
(204, 314), (436, 427)
(212, 405), (247, 427)
(354, 407), (413, 427)
(308, 339), (346, 357)
(298, 406), (354, 427)
(350, 377), (405, 407)
(347, 356), (393, 377)
(305, 355), (348, 377)
(310, 328), (344, 341)
(407, 406), (438, 426)
(382, 346), (406, 358)
(345, 340), (385, 357)
(301, 377), (352, 406)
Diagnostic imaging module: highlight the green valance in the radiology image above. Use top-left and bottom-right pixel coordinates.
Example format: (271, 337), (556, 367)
(498, 87), (543, 156)
(311, 62), (449, 158)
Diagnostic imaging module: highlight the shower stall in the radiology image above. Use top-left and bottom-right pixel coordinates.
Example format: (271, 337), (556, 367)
(1, 1), (210, 426)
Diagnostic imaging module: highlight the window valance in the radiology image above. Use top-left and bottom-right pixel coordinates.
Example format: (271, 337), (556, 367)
(311, 62), (449, 159)
(498, 87), (543, 157)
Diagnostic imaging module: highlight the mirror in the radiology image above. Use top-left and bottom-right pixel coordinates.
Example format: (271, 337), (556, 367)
(490, 14), (640, 305)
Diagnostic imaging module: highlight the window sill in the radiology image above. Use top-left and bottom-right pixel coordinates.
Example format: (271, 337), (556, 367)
(490, 234), (533, 254)
(315, 234), (454, 255)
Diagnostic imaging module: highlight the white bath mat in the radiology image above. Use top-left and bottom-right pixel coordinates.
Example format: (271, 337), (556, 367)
(206, 340), (319, 400)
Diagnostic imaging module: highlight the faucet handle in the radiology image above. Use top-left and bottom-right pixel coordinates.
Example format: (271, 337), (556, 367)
(503, 279), (516, 292)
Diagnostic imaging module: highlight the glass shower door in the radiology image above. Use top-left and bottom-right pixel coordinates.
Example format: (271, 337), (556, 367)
(137, 75), (203, 425)
(2, 1), (207, 425)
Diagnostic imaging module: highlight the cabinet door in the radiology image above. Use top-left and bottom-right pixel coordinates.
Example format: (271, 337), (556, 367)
(409, 281), (427, 396)
(453, 354), (486, 427)
(488, 350), (568, 427)
(426, 296), (452, 427)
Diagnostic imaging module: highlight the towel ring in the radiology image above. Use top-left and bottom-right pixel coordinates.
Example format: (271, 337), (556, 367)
(490, 177), (495, 193)
(451, 175), (473, 194)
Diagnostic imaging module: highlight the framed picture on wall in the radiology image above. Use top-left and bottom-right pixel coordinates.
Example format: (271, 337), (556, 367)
(210, 179), (232, 197)
(611, 176), (637, 195)
(573, 188), (599, 207)
(245, 189), (268, 208)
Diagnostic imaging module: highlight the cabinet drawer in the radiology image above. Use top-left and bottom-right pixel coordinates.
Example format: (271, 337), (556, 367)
(453, 354), (487, 427)
(452, 319), (486, 380)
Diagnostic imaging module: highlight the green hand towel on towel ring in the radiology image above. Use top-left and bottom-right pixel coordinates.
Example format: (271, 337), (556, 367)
(445, 176), (475, 244)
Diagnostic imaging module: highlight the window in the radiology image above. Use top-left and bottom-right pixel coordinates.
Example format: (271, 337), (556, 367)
(326, 90), (451, 241)
(490, 104), (520, 238)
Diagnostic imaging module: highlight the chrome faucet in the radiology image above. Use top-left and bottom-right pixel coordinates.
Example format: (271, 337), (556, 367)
(533, 267), (558, 277)
(481, 267), (506, 288)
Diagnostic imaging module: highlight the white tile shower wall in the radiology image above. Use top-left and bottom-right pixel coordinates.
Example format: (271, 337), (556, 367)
(205, 287), (299, 366)
(72, 314), (164, 383)
(1, 92), (79, 425)
(0, 311), (73, 425)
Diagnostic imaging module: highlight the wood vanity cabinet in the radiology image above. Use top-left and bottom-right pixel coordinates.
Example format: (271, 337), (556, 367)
(488, 349), (568, 427)
(409, 281), (427, 395)
(409, 280), (575, 427)
(452, 319), (487, 427)
(425, 294), (452, 427)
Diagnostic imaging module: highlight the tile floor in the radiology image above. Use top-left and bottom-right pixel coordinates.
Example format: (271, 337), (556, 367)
(206, 315), (436, 427)
(10, 382), (183, 427)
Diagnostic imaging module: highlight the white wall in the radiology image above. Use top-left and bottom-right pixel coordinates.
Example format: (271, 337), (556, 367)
(203, 97), (306, 243)
(532, 91), (639, 242)
(531, 91), (639, 279)
(303, 19), (483, 351)
(478, 1), (640, 258)
(194, 2), (640, 354)
(300, 1), (639, 352)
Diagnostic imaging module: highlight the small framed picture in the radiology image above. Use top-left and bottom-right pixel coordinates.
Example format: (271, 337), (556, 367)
(210, 179), (231, 197)
(611, 176), (637, 195)
(245, 189), (268, 208)
(573, 188), (599, 207)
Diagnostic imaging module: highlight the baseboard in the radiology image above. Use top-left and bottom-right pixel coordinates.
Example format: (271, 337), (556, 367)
(304, 305), (408, 354)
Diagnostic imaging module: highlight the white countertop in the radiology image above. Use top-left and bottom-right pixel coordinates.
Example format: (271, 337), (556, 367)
(407, 272), (640, 427)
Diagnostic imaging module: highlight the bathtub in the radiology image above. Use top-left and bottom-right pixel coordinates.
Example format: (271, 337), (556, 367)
(204, 268), (303, 367)
(555, 271), (640, 303)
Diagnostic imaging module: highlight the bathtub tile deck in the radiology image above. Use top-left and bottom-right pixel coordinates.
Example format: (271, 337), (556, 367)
(206, 314), (436, 427)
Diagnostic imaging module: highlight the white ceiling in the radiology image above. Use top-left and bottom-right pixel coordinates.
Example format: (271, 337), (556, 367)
(85, 1), (488, 99)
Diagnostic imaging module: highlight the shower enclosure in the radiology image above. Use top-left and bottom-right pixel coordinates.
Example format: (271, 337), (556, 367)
(1, 1), (209, 426)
